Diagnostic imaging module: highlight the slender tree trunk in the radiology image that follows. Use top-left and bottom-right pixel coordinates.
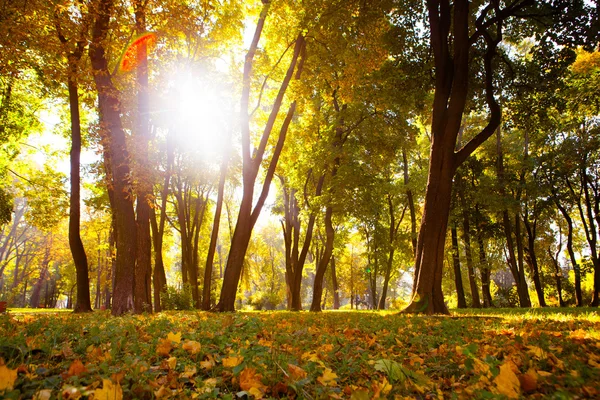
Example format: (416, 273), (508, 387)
(403, 148), (417, 256)
(461, 207), (481, 308)
(215, 26), (305, 311)
(475, 212), (494, 307)
(331, 256), (340, 309)
(451, 224), (467, 308)
(66, 51), (92, 313)
(547, 247), (566, 307)
(554, 197), (583, 306)
(90, 0), (137, 315)
(523, 214), (546, 307)
(311, 205), (335, 312)
(133, 0), (153, 313)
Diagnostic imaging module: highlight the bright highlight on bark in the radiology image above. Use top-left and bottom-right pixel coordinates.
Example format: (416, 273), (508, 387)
(117, 32), (156, 73)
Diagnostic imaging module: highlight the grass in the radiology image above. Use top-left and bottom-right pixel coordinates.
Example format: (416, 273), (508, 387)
(0, 308), (599, 399)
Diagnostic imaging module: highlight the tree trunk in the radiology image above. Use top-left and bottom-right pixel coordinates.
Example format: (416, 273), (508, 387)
(461, 206), (481, 308)
(523, 214), (546, 307)
(215, 25), (305, 311)
(310, 205), (335, 312)
(451, 224), (467, 308)
(402, 0), (503, 314)
(402, 148), (417, 256)
(66, 49), (92, 313)
(331, 256), (340, 309)
(133, 0), (153, 313)
(475, 211), (494, 307)
(553, 197), (583, 306)
(547, 247), (566, 307)
(90, 0), (137, 316)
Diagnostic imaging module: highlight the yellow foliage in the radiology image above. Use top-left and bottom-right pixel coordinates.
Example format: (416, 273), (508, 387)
(317, 368), (338, 387)
(494, 362), (520, 399)
(0, 364), (18, 391)
(239, 367), (267, 398)
(222, 355), (244, 367)
(93, 379), (123, 400)
(182, 340), (201, 355)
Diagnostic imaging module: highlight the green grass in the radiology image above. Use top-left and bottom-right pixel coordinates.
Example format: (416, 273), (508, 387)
(0, 308), (599, 399)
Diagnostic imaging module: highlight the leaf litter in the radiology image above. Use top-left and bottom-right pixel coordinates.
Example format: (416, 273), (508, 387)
(0, 309), (598, 398)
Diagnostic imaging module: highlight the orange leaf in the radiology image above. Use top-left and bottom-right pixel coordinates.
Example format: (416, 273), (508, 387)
(200, 354), (216, 370)
(240, 367), (267, 398)
(519, 369), (538, 393)
(288, 363), (307, 380)
(156, 338), (173, 357)
(182, 340), (201, 355)
(66, 359), (88, 378)
(0, 364), (18, 391)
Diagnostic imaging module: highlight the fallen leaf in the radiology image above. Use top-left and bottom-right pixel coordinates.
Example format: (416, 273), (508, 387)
(372, 377), (392, 398)
(0, 364), (18, 391)
(182, 340), (201, 355)
(494, 362), (520, 399)
(519, 369), (538, 393)
(181, 365), (197, 379)
(167, 357), (177, 370)
(288, 363), (307, 380)
(222, 355), (243, 368)
(66, 359), (88, 378)
(94, 379), (123, 400)
(318, 368), (338, 387)
(156, 338), (173, 357)
(239, 367), (267, 398)
(200, 354), (216, 370)
(198, 378), (217, 394)
(167, 332), (182, 344)
(350, 388), (370, 400)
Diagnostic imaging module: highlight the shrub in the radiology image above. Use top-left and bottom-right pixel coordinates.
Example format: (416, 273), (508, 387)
(161, 284), (194, 310)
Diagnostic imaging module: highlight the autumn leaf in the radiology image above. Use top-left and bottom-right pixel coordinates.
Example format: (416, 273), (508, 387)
(318, 368), (338, 387)
(198, 378), (217, 394)
(222, 355), (244, 368)
(156, 338), (173, 357)
(240, 367), (267, 398)
(66, 359), (88, 378)
(167, 357), (177, 370)
(373, 359), (405, 383)
(519, 369), (538, 393)
(494, 362), (520, 399)
(94, 379), (123, 400)
(200, 354), (216, 370)
(371, 377), (392, 398)
(288, 363), (307, 380)
(167, 332), (182, 344)
(182, 340), (201, 355)
(181, 365), (197, 379)
(0, 364), (18, 391)
(33, 389), (52, 400)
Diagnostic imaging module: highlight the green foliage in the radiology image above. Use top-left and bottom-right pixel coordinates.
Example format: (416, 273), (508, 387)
(248, 291), (283, 311)
(0, 187), (12, 225)
(160, 284), (194, 311)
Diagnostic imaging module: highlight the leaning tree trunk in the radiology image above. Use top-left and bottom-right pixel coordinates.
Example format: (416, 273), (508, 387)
(554, 196), (583, 306)
(215, 19), (305, 311)
(310, 205), (335, 312)
(90, 0), (137, 316)
(523, 214), (546, 307)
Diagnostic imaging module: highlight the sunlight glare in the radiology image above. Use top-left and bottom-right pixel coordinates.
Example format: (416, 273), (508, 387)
(168, 70), (231, 164)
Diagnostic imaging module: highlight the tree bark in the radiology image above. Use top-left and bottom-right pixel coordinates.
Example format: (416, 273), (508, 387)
(523, 213), (546, 307)
(451, 224), (467, 308)
(475, 208), (494, 307)
(547, 247), (566, 307)
(215, 21), (305, 311)
(331, 256), (340, 309)
(402, 148), (417, 256)
(133, 0), (153, 313)
(90, 0), (137, 316)
(310, 205), (335, 312)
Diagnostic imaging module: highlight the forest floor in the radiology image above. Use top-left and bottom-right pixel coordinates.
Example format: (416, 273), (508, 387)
(1, 308), (599, 399)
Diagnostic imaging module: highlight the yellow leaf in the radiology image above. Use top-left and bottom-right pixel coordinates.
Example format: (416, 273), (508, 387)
(167, 332), (182, 344)
(222, 356), (243, 368)
(0, 364), (18, 391)
(181, 365), (197, 379)
(182, 340), (201, 355)
(154, 385), (172, 399)
(167, 357), (177, 370)
(240, 367), (267, 398)
(372, 377), (392, 399)
(527, 346), (547, 360)
(317, 368), (338, 387)
(156, 338), (172, 357)
(200, 354), (216, 370)
(288, 363), (307, 380)
(198, 378), (217, 394)
(494, 362), (520, 399)
(94, 379), (123, 400)
(350, 389), (370, 400)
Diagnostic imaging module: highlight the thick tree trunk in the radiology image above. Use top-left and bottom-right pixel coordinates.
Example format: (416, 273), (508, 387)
(451, 224), (467, 308)
(133, 0), (153, 313)
(90, 0), (137, 316)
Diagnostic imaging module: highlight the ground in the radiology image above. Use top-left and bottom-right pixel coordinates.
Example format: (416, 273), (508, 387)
(0, 308), (599, 399)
